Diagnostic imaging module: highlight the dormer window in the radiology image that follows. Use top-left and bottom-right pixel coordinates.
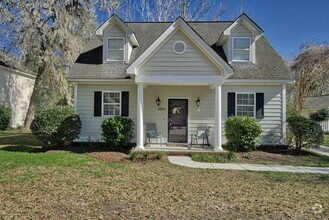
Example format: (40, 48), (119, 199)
(232, 37), (251, 62)
(107, 37), (124, 61)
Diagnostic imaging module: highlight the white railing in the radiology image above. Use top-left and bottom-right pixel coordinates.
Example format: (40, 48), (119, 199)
(320, 120), (329, 132)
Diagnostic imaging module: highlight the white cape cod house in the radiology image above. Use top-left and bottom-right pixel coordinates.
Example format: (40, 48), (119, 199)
(67, 13), (294, 150)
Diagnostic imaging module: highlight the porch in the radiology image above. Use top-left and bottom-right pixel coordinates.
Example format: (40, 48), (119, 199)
(135, 84), (223, 151)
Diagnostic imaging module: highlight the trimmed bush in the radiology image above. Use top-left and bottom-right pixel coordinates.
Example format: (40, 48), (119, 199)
(309, 108), (329, 122)
(101, 116), (134, 149)
(30, 106), (81, 147)
(224, 116), (262, 152)
(0, 105), (11, 130)
(287, 115), (324, 152)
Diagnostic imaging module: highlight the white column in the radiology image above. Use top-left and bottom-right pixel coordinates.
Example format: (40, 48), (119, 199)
(281, 84), (287, 145)
(136, 83), (145, 150)
(214, 84), (223, 151)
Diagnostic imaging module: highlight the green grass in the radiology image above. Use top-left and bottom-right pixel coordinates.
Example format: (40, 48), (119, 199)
(0, 135), (329, 219)
(323, 133), (329, 147)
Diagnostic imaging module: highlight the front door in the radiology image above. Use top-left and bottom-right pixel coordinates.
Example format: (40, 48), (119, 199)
(168, 99), (188, 143)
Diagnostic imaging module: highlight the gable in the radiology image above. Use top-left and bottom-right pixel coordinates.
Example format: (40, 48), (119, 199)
(231, 23), (252, 37)
(104, 24), (126, 37)
(140, 29), (220, 76)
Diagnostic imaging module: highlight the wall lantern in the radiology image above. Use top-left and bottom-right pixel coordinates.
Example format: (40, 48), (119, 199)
(156, 96), (161, 107)
(195, 97), (201, 108)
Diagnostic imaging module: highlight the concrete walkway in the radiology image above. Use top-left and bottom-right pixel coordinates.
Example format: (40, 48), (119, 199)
(168, 156), (329, 174)
(306, 146), (329, 157)
(0, 134), (25, 139)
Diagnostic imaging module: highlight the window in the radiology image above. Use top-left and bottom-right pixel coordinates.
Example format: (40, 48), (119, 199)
(107, 37), (124, 61)
(236, 93), (255, 117)
(232, 37), (250, 61)
(103, 92), (121, 116)
(172, 40), (186, 55)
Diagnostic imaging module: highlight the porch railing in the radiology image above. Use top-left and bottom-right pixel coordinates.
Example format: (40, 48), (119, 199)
(320, 120), (329, 132)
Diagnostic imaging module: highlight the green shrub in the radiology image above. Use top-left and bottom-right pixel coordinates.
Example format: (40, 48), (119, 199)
(223, 151), (237, 161)
(155, 151), (164, 160)
(224, 116), (262, 152)
(30, 106), (81, 147)
(309, 108), (329, 122)
(129, 151), (138, 161)
(142, 151), (149, 161)
(0, 105), (11, 130)
(287, 115), (324, 152)
(101, 116), (134, 149)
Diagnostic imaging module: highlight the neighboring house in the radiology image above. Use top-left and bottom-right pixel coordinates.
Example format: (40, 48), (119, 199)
(303, 94), (329, 132)
(0, 60), (35, 128)
(67, 13), (294, 150)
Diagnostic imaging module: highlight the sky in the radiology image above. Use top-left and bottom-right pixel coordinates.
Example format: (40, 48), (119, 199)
(219, 0), (329, 59)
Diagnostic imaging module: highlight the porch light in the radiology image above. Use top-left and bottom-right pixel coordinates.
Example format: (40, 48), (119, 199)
(156, 96), (161, 107)
(195, 97), (201, 108)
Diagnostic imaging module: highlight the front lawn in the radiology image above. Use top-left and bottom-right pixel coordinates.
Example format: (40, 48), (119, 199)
(324, 133), (329, 147)
(0, 135), (329, 219)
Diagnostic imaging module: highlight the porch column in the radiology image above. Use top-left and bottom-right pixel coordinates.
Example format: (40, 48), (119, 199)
(136, 83), (145, 150)
(214, 84), (223, 151)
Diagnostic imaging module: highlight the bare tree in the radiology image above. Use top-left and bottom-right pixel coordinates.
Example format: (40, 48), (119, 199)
(119, 0), (226, 22)
(0, 0), (96, 129)
(289, 43), (329, 113)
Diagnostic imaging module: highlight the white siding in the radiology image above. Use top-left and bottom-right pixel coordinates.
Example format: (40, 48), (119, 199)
(221, 85), (283, 144)
(140, 30), (221, 76)
(77, 84), (137, 141)
(77, 83), (283, 144)
(0, 68), (35, 128)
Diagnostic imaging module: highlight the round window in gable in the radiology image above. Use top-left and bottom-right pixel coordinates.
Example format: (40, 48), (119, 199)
(172, 40), (186, 55)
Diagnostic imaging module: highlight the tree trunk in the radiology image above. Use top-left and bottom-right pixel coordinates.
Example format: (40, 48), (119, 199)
(24, 65), (46, 130)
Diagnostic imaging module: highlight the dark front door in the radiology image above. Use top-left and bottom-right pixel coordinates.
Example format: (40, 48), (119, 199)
(168, 99), (188, 143)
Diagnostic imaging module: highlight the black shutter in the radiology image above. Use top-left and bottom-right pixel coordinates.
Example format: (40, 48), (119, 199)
(227, 92), (236, 117)
(121, 91), (129, 117)
(94, 91), (102, 117)
(256, 93), (264, 118)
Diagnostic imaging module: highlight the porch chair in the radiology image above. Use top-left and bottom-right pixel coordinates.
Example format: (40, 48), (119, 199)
(145, 123), (163, 147)
(190, 125), (209, 148)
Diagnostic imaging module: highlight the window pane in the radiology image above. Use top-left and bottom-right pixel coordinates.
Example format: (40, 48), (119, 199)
(104, 104), (109, 115)
(108, 38), (124, 49)
(233, 38), (250, 49)
(109, 104), (120, 115)
(108, 50), (124, 61)
(233, 50), (250, 61)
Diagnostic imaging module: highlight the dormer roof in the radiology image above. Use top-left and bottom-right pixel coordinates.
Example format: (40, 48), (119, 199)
(217, 13), (264, 46)
(96, 14), (139, 47)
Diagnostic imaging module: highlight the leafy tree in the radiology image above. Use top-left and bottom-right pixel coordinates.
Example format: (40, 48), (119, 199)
(0, 0), (96, 129)
(287, 115), (324, 153)
(289, 43), (329, 113)
(309, 108), (329, 122)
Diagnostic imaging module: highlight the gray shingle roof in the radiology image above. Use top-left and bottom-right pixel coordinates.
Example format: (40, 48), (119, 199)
(68, 21), (294, 81)
(304, 95), (329, 109)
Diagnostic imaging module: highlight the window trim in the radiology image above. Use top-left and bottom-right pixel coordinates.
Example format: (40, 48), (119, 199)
(235, 92), (256, 118)
(232, 37), (251, 62)
(107, 37), (125, 62)
(102, 91), (121, 117)
(172, 40), (187, 55)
